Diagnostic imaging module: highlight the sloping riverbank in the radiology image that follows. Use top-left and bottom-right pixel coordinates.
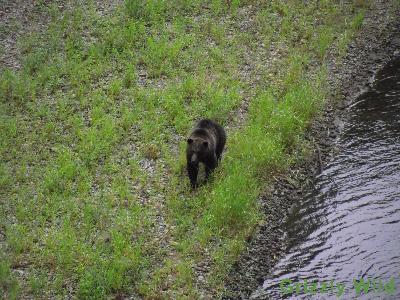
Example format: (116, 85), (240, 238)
(223, 1), (400, 298)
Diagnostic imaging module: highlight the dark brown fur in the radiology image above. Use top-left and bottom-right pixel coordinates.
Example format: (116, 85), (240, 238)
(186, 119), (226, 188)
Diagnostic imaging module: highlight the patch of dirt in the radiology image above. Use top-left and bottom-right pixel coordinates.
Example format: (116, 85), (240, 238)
(0, 0), (122, 71)
(222, 1), (400, 299)
(0, 0), (51, 70)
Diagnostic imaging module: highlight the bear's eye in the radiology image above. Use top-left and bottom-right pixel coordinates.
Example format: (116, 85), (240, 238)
(202, 141), (208, 147)
(187, 138), (193, 144)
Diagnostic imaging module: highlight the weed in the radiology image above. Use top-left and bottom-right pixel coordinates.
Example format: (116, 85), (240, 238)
(352, 11), (365, 30)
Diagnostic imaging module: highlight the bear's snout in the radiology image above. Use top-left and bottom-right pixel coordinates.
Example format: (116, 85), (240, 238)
(191, 153), (198, 164)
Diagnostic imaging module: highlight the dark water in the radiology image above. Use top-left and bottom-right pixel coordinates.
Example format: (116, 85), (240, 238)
(251, 57), (400, 300)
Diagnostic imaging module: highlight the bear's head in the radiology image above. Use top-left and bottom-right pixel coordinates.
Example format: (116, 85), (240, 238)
(187, 137), (209, 164)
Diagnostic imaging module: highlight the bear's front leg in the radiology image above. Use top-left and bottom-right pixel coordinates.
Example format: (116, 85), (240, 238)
(205, 154), (217, 180)
(187, 163), (199, 188)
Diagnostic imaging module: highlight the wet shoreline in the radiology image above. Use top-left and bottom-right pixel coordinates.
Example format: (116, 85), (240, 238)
(223, 2), (400, 298)
(253, 55), (400, 299)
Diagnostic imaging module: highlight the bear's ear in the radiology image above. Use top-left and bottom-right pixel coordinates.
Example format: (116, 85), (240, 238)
(202, 141), (208, 148)
(187, 138), (193, 144)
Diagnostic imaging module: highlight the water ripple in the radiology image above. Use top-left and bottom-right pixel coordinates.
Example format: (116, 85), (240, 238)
(251, 57), (400, 299)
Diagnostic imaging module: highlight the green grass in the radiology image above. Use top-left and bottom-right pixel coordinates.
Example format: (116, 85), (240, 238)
(0, 0), (375, 298)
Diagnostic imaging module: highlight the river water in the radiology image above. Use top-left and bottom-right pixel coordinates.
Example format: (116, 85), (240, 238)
(251, 57), (400, 300)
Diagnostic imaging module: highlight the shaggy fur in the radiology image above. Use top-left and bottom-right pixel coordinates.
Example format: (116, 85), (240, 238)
(186, 119), (226, 188)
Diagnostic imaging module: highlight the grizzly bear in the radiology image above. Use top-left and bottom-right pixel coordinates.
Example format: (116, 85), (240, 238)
(186, 119), (226, 188)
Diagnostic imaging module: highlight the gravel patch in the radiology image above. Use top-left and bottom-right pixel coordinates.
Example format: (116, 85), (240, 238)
(0, 0), (122, 71)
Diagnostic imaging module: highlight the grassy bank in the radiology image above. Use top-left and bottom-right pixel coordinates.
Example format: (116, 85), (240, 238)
(0, 0), (377, 298)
